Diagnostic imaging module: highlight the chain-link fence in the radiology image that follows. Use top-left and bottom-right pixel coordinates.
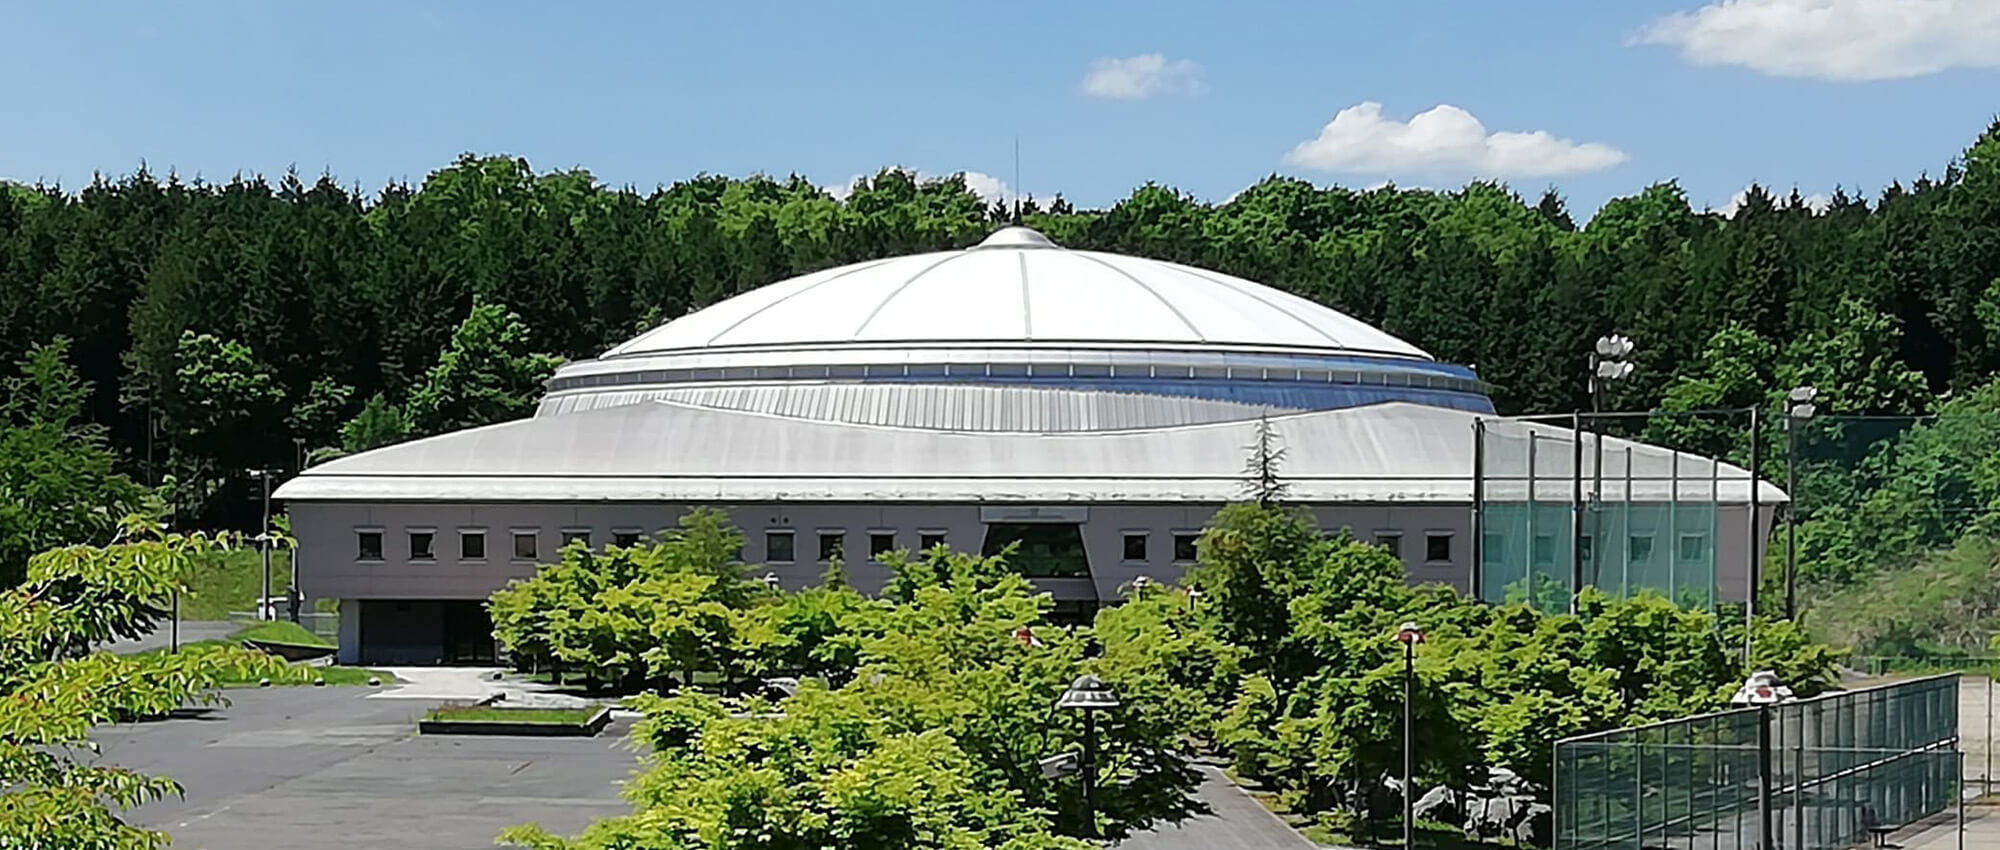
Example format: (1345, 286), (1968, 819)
(1555, 674), (1962, 850)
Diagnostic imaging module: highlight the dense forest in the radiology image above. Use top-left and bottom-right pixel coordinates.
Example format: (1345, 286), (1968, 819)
(3, 123), (1999, 639)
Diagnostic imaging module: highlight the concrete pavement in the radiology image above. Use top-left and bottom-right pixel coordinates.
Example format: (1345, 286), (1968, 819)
(92, 687), (639, 850)
(97, 619), (238, 654)
(90, 680), (1314, 849)
(1122, 764), (1320, 849)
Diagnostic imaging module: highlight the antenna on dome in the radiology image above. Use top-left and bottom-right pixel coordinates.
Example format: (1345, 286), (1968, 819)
(1012, 136), (1023, 225)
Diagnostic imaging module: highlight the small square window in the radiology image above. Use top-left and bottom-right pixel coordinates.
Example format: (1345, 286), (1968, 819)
(1376, 532), (1403, 559)
(356, 531), (383, 561)
(1629, 535), (1654, 564)
(869, 532), (895, 560)
(560, 529), (591, 548)
(1122, 532), (1148, 562)
(818, 531), (845, 562)
(1532, 534), (1555, 567)
(1425, 533), (1452, 563)
(612, 529), (641, 548)
(460, 530), (486, 561)
(919, 531), (946, 551)
(1678, 534), (1707, 562)
(408, 531), (435, 561)
(766, 531), (796, 563)
(1171, 532), (1200, 563)
(513, 531), (539, 561)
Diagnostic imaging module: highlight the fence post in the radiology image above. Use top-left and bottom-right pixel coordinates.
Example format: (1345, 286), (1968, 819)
(1759, 704), (1775, 850)
(1794, 744), (1806, 850)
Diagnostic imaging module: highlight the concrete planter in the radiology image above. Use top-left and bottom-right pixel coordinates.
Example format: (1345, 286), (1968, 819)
(418, 706), (612, 737)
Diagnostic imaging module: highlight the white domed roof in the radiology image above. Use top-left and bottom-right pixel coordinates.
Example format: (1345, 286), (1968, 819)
(604, 227), (1429, 360)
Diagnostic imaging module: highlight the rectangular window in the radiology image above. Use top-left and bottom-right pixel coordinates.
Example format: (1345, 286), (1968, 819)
(1425, 532), (1452, 563)
(1532, 534), (1555, 567)
(919, 531), (947, 551)
(408, 530), (435, 562)
(1376, 532), (1403, 559)
(560, 528), (591, 548)
(869, 531), (895, 560)
(1122, 532), (1148, 562)
(512, 530), (539, 561)
(1678, 534), (1707, 562)
(460, 529), (486, 561)
(1171, 532), (1200, 563)
(612, 529), (642, 548)
(356, 530), (383, 562)
(1629, 535), (1655, 564)
(818, 531), (845, 562)
(766, 530), (796, 563)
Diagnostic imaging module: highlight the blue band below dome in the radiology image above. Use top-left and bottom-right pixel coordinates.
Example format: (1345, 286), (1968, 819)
(864, 373), (1496, 415)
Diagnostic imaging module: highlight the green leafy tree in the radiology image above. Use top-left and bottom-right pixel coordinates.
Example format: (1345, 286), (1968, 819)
(0, 521), (300, 849)
(337, 393), (411, 454)
(156, 332), (286, 519)
(489, 509), (753, 690)
(403, 301), (563, 437)
(0, 340), (152, 585)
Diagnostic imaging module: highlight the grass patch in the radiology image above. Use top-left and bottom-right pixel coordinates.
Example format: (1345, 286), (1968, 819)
(318, 666), (396, 686)
(232, 620), (333, 648)
(424, 705), (598, 725)
(176, 548), (292, 620)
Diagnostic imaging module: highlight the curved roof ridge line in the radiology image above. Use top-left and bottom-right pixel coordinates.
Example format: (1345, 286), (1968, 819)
(699, 255), (907, 347)
(1066, 252), (1207, 341)
(1017, 252), (1033, 341)
(850, 251), (975, 338)
(1148, 257), (1353, 350)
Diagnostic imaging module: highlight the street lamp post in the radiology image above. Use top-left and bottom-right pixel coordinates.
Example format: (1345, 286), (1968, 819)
(1732, 671), (1793, 850)
(246, 469), (281, 621)
(1783, 387), (1817, 621)
(1057, 674), (1121, 838)
(1397, 621), (1425, 849)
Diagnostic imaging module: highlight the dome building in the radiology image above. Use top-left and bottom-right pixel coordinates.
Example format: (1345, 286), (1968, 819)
(278, 227), (1781, 665)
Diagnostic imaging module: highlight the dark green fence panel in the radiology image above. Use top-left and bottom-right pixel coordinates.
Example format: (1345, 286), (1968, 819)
(1556, 675), (1960, 850)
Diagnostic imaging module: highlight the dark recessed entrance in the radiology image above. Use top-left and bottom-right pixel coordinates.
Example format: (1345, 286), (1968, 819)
(980, 523), (1092, 579)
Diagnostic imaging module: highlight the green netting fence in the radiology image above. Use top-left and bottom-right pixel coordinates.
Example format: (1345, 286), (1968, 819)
(1555, 674), (1961, 850)
(1475, 411), (1754, 612)
(1474, 409), (2000, 622)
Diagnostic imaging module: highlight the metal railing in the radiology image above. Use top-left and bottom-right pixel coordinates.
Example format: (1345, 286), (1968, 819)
(1556, 675), (1962, 850)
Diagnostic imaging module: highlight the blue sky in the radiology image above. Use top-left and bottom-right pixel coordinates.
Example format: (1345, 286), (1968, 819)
(2, 0), (1996, 216)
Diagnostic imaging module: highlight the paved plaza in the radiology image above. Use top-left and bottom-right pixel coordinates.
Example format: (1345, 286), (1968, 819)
(93, 686), (639, 850)
(91, 675), (1316, 850)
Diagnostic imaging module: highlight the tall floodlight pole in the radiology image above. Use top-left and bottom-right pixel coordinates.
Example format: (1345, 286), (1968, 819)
(1746, 409), (1761, 663)
(1586, 335), (1635, 596)
(1397, 622), (1425, 849)
(1058, 674), (1120, 838)
(1783, 388), (1817, 621)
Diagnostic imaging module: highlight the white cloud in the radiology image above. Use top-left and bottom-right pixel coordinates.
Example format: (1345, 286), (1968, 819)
(1636, 0), (2000, 81)
(1079, 54), (1206, 99)
(1717, 184), (1834, 216)
(1282, 102), (1629, 179)
(823, 168), (1020, 204)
